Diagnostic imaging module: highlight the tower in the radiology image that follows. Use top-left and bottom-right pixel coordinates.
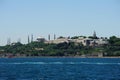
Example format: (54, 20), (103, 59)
(31, 34), (33, 42)
(7, 38), (11, 45)
(48, 34), (50, 41)
(28, 35), (30, 44)
(93, 31), (97, 39)
(54, 34), (56, 40)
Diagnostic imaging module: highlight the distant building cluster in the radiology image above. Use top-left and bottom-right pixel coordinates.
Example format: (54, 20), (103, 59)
(6, 31), (108, 46)
(36, 31), (108, 46)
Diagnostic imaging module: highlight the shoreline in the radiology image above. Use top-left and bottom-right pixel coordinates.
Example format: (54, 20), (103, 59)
(1, 56), (120, 58)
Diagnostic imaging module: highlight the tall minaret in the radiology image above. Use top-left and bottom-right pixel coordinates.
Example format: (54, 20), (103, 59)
(7, 38), (11, 45)
(48, 34), (50, 41)
(28, 35), (30, 44)
(93, 31), (97, 38)
(31, 34), (33, 42)
(54, 34), (56, 40)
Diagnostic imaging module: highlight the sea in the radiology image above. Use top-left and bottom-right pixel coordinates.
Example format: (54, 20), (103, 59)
(0, 58), (120, 80)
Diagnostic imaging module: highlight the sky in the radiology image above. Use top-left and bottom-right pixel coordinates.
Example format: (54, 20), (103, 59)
(0, 0), (120, 45)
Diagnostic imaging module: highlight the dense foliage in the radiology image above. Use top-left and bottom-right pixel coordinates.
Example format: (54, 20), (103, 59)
(0, 36), (120, 57)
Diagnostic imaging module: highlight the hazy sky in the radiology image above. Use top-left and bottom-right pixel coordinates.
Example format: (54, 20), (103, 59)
(0, 0), (120, 45)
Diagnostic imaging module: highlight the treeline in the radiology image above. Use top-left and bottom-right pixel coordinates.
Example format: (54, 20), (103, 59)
(105, 36), (120, 56)
(0, 36), (120, 57)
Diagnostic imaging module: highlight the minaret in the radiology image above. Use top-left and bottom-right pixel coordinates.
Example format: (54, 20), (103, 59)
(7, 38), (11, 45)
(31, 34), (33, 42)
(93, 31), (97, 38)
(28, 35), (30, 44)
(48, 34), (50, 41)
(54, 34), (56, 40)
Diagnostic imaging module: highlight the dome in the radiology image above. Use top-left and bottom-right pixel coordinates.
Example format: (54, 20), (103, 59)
(37, 36), (45, 39)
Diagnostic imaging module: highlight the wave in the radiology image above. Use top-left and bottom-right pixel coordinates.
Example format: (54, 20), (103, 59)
(80, 62), (120, 65)
(0, 62), (120, 65)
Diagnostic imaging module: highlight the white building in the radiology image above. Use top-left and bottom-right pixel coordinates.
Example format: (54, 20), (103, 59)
(46, 37), (69, 44)
(93, 38), (108, 46)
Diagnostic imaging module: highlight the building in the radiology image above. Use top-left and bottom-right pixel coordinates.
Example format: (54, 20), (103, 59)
(37, 32), (108, 46)
(92, 38), (108, 46)
(46, 37), (69, 44)
(36, 36), (46, 42)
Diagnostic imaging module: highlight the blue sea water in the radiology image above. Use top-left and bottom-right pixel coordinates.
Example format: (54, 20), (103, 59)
(0, 58), (120, 80)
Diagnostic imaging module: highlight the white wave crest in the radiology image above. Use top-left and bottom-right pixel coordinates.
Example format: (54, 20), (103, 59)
(0, 62), (120, 65)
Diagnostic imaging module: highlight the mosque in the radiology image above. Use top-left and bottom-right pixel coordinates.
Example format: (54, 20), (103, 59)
(29, 31), (108, 46)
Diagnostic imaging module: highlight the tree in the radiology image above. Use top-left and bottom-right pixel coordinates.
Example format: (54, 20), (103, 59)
(109, 36), (120, 46)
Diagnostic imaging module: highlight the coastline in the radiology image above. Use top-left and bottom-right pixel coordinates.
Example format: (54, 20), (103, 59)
(1, 56), (120, 58)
